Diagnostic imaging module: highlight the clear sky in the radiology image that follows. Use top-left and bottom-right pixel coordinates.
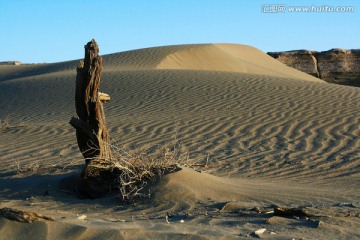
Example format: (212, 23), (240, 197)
(1, 0), (359, 63)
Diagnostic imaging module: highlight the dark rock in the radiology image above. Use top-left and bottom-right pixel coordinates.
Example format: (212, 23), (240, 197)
(269, 50), (319, 78)
(268, 49), (360, 87)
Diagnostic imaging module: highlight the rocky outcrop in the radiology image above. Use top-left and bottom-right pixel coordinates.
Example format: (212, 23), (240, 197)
(268, 49), (360, 86)
(0, 61), (21, 65)
(268, 50), (320, 78)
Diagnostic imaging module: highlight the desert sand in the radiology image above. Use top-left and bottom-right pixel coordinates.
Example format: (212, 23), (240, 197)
(0, 43), (359, 239)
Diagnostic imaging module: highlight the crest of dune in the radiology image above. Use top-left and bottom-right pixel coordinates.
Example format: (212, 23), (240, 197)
(155, 43), (322, 81)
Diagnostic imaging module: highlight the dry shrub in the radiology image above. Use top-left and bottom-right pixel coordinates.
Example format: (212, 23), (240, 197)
(113, 142), (188, 200)
(15, 161), (41, 173)
(86, 140), (204, 200)
(0, 115), (25, 132)
(0, 116), (10, 131)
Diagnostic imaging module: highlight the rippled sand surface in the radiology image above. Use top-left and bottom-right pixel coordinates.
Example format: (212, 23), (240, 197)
(0, 44), (359, 239)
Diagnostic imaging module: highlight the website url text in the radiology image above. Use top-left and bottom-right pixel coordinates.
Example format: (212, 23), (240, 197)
(261, 4), (355, 13)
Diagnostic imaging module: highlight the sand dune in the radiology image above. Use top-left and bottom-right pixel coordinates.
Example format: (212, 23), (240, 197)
(156, 44), (322, 81)
(0, 44), (359, 239)
(0, 43), (321, 82)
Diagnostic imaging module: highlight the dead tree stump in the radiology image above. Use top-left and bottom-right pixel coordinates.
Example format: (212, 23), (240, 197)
(70, 39), (115, 197)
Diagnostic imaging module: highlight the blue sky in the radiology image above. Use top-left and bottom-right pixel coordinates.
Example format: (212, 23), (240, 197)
(1, 0), (359, 63)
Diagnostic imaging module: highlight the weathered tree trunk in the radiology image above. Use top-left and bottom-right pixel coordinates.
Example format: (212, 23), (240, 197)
(70, 39), (115, 197)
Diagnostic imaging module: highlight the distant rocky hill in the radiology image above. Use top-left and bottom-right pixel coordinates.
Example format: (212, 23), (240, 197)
(0, 61), (22, 65)
(268, 49), (360, 87)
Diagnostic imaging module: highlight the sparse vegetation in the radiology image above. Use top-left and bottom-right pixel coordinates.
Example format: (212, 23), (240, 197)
(114, 141), (190, 200)
(0, 115), (25, 132)
(14, 161), (41, 174)
(0, 116), (10, 131)
(82, 140), (202, 200)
